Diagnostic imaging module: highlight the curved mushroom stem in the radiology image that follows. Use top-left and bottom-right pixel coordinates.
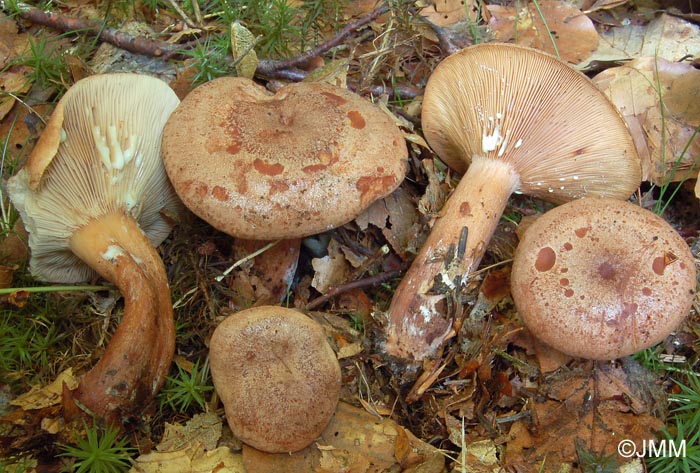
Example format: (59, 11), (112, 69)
(384, 156), (519, 361)
(67, 211), (175, 422)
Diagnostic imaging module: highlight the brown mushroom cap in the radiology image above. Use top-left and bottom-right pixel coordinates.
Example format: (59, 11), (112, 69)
(162, 77), (407, 240)
(209, 306), (341, 453)
(511, 197), (696, 360)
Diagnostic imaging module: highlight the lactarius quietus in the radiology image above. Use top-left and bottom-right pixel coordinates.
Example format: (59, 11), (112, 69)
(511, 198), (696, 360)
(8, 74), (181, 421)
(209, 306), (341, 453)
(161, 77), (407, 301)
(384, 43), (641, 362)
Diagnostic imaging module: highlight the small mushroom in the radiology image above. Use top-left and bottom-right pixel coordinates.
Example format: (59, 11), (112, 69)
(209, 306), (341, 453)
(383, 43), (641, 362)
(7, 73), (181, 420)
(161, 76), (407, 240)
(510, 197), (696, 360)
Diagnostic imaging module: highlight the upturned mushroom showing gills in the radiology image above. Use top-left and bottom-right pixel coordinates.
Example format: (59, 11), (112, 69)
(161, 77), (407, 241)
(384, 43), (641, 362)
(510, 198), (696, 360)
(209, 306), (341, 453)
(7, 73), (181, 421)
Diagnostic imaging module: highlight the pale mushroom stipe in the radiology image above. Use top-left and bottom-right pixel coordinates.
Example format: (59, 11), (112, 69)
(209, 306), (341, 453)
(511, 198), (696, 360)
(8, 73), (181, 421)
(383, 43), (642, 363)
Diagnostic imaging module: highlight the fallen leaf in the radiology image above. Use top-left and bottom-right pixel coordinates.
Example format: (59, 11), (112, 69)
(593, 56), (700, 185)
(420, 0), (480, 27)
(580, 13), (700, 69)
(241, 401), (444, 473)
(487, 1), (600, 64)
(505, 362), (664, 469)
(10, 368), (79, 410)
(311, 239), (351, 294)
(131, 413), (243, 473)
(231, 21), (258, 79)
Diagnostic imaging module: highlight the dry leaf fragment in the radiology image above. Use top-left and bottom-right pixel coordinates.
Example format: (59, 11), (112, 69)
(10, 368), (79, 410)
(420, 0), (479, 27)
(580, 13), (700, 69)
(505, 363), (664, 468)
(593, 57), (700, 185)
(230, 21), (258, 79)
(487, 1), (600, 65)
(311, 239), (351, 294)
(0, 70), (31, 121)
(241, 402), (444, 473)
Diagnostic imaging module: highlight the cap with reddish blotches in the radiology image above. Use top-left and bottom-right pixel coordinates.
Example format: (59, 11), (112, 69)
(510, 197), (696, 360)
(209, 306), (341, 453)
(162, 77), (407, 240)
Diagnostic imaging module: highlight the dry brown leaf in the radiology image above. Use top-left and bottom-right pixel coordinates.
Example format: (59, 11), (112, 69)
(228, 239), (300, 307)
(0, 70), (32, 121)
(580, 13), (700, 69)
(356, 187), (425, 260)
(487, 1), (600, 64)
(130, 413), (243, 473)
(593, 57), (700, 185)
(505, 363), (664, 470)
(420, 0), (479, 27)
(130, 447), (244, 473)
(311, 239), (351, 294)
(241, 401), (444, 473)
(10, 368), (79, 411)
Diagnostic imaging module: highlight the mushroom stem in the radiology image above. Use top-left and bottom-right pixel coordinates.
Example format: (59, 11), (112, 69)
(67, 211), (175, 421)
(384, 156), (519, 360)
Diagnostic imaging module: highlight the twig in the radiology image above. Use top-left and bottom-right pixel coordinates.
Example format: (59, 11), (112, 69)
(256, 3), (391, 76)
(163, 0), (196, 28)
(8, 1), (182, 57)
(305, 268), (404, 311)
(6, 0), (423, 98)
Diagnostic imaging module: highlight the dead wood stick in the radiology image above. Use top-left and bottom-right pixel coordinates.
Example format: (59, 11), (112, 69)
(7, 0), (421, 98)
(255, 3), (390, 76)
(305, 268), (404, 311)
(9, 1), (182, 58)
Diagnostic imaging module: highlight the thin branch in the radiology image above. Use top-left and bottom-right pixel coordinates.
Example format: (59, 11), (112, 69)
(9, 1), (182, 57)
(305, 268), (404, 311)
(6, 0), (423, 98)
(255, 3), (391, 76)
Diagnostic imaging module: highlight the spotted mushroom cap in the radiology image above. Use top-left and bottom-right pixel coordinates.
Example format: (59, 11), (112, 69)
(7, 73), (181, 283)
(209, 306), (341, 453)
(511, 197), (696, 360)
(421, 43), (641, 204)
(161, 77), (407, 240)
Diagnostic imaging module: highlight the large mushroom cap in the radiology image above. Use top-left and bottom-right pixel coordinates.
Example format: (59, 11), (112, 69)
(422, 43), (640, 204)
(511, 197), (696, 360)
(209, 306), (341, 453)
(8, 73), (181, 283)
(162, 77), (407, 240)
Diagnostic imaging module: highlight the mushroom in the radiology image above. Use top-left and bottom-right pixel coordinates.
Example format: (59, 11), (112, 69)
(7, 73), (181, 420)
(384, 43), (641, 361)
(161, 77), (406, 305)
(510, 197), (696, 360)
(161, 76), (407, 240)
(209, 306), (341, 453)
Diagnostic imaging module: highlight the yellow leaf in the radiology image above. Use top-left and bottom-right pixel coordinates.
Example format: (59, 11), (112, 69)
(230, 22), (258, 79)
